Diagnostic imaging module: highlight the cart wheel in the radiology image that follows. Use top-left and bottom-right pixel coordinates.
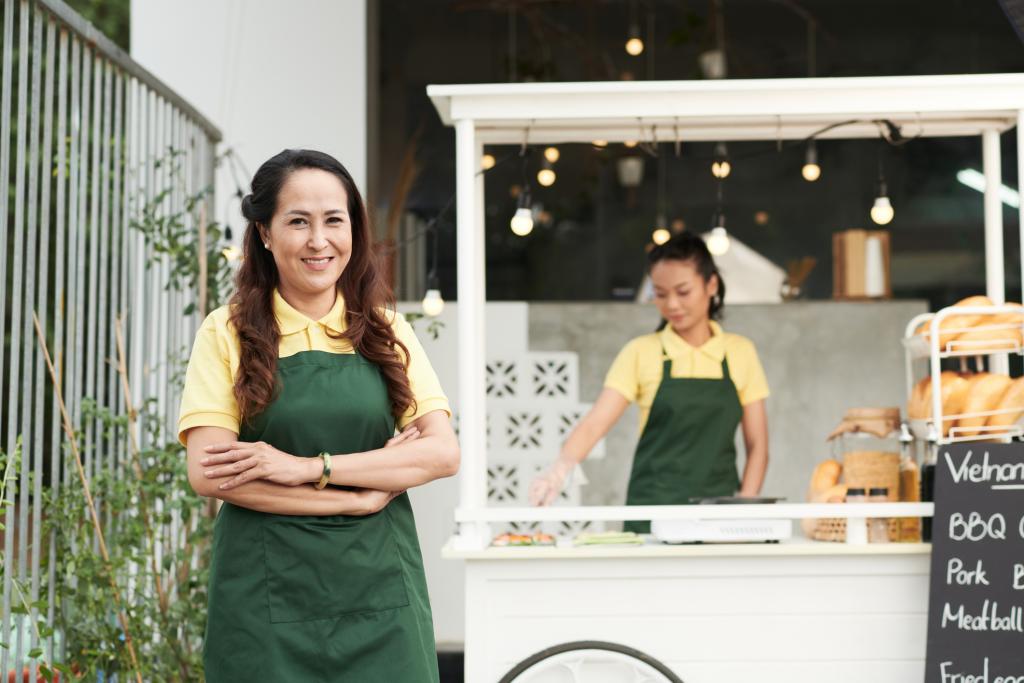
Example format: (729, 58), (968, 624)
(497, 640), (683, 683)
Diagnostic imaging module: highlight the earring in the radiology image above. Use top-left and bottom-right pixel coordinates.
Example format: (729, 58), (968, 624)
(264, 242), (270, 249)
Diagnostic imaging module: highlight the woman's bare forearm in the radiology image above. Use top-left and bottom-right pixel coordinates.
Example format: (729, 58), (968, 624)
(196, 477), (370, 516)
(328, 434), (457, 491)
(739, 443), (768, 496)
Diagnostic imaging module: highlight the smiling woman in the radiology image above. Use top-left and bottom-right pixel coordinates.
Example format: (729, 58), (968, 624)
(177, 149), (459, 682)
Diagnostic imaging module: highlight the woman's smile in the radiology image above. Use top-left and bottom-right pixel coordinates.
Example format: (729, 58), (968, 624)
(301, 255), (335, 271)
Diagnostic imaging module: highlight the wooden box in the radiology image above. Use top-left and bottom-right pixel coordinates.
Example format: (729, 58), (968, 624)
(832, 229), (892, 299)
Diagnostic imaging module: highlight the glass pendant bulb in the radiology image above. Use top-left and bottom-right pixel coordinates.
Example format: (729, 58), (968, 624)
(870, 196), (894, 225)
(510, 207), (534, 236)
(802, 142), (821, 182)
(421, 289), (445, 317)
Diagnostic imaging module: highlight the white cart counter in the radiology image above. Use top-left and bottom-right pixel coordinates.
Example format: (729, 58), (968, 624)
(444, 536), (931, 683)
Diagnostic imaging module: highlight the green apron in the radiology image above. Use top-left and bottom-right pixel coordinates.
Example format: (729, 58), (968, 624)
(623, 341), (744, 534)
(203, 350), (439, 682)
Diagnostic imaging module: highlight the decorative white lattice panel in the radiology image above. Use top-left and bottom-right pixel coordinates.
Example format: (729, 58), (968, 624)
(486, 359), (520, 399)
(526, 352), (579, 403)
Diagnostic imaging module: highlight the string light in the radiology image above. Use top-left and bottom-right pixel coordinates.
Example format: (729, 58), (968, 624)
(537, 159), (556, 187)
(870, 151), (894, 225)
(422, 288), (444, 317)
(591, 139), (608, 149)
(706, 225), (730, 255)
(802, 141), (821, 182)
(510, 206), (534, 236)
(543, 146), (560, 163)
(652, 228), (671, 245)
(481, 153), (496, 170)
(711, 142), (731, 179)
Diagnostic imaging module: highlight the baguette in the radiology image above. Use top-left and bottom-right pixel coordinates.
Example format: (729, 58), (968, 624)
(912, 371), (971, 435)
(958, 373), (1013, 437)
(987, 375), (1024, 429)
(954, 305), (1024, 351)
(916, 295), (994, 349)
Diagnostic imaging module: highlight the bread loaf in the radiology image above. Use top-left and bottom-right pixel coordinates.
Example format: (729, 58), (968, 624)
(808, 459), (842, 496)
(954, 305), (1024, 351)
(910, 371), (971, 435)
(987, 375), (1024, 429)
(958, 373), (1013, 437)
(916, 295), (994, 349)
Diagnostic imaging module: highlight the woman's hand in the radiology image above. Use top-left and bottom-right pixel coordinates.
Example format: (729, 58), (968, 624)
(203, 426), (422, 492)
(349, 488), (406, 516)
(528, 458), (574, 506)
(201, 441), (319, 490)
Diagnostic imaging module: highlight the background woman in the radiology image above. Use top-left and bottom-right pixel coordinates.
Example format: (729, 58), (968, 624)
(178, 149), (458, 681)
(529, 232), (769, 533)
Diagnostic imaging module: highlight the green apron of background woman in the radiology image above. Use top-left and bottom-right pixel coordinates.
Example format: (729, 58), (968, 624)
(624, 342), (743, 534)
(203, 350), (438, 682)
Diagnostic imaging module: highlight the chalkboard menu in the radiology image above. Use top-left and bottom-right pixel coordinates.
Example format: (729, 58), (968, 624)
(925, 443), (1024, 682)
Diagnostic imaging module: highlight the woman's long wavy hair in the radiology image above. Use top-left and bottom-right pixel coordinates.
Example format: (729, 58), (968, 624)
(229, 149), (414, 425)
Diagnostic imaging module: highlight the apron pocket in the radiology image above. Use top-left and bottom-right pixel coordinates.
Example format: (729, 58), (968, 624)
(262, 514), (410, 623)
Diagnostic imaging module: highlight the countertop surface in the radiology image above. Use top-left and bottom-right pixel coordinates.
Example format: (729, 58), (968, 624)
(442, 535), (933, 560)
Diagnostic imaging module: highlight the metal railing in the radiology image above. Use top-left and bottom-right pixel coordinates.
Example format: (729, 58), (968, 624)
(1, 0), (221, 675)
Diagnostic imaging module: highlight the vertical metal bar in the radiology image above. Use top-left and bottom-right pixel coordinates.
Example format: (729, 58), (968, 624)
(72, 44), (90, 477)
(96, 59), (111, 482)
(0, 0), (12, 672)
(46, 21), (69, 666)
(84, 50), (101, 489)
(129, 85), (145, 458)
(22, 9), (45, 677)
(118, 75), (132, 476)
(109, 70), (123, 474)
(63, 35), (79, 487)
(10, 0), (31, 668)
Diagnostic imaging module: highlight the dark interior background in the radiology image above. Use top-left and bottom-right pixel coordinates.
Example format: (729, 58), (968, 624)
(373, 0), (1024, 308)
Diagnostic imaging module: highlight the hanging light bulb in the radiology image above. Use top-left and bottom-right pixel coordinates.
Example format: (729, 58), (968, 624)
(537, 160), (556, 187)
(481, 153), (496, 170)
(543, 146), (560, 163)
(625, 27), (644, 56)
(624, 140), (638, 149)
(651, 211), (670, 245)
(870, 173), (894, 225)
(871, 195), (894, 225)
(591, 139), (608, 149)
(706, 226), (730, 255)
(510, 207), (534, 236)
(801, 142), (821, 182)
(422, 288), (445, 317)
(711, 142), (731, 179)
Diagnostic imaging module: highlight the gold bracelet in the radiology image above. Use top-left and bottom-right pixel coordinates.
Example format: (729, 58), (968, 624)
(314, 452), (331, 490)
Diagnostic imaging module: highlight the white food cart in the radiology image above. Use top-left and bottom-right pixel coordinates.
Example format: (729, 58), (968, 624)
(427, 74), (1024, 683)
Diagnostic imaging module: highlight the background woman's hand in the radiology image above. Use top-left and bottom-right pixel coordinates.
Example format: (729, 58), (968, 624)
(202, 441), (320, 490)
(528, 458), (574, 506)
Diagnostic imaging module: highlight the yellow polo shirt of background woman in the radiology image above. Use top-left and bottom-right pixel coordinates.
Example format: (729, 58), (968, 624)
(177, 289), (450, 446)
(604, 321), (769, 433)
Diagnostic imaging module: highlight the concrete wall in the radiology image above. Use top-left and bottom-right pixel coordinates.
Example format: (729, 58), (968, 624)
(528, 301), (928, 506)
(130, 0), (368, 238)
(404, 299), (928, 646)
